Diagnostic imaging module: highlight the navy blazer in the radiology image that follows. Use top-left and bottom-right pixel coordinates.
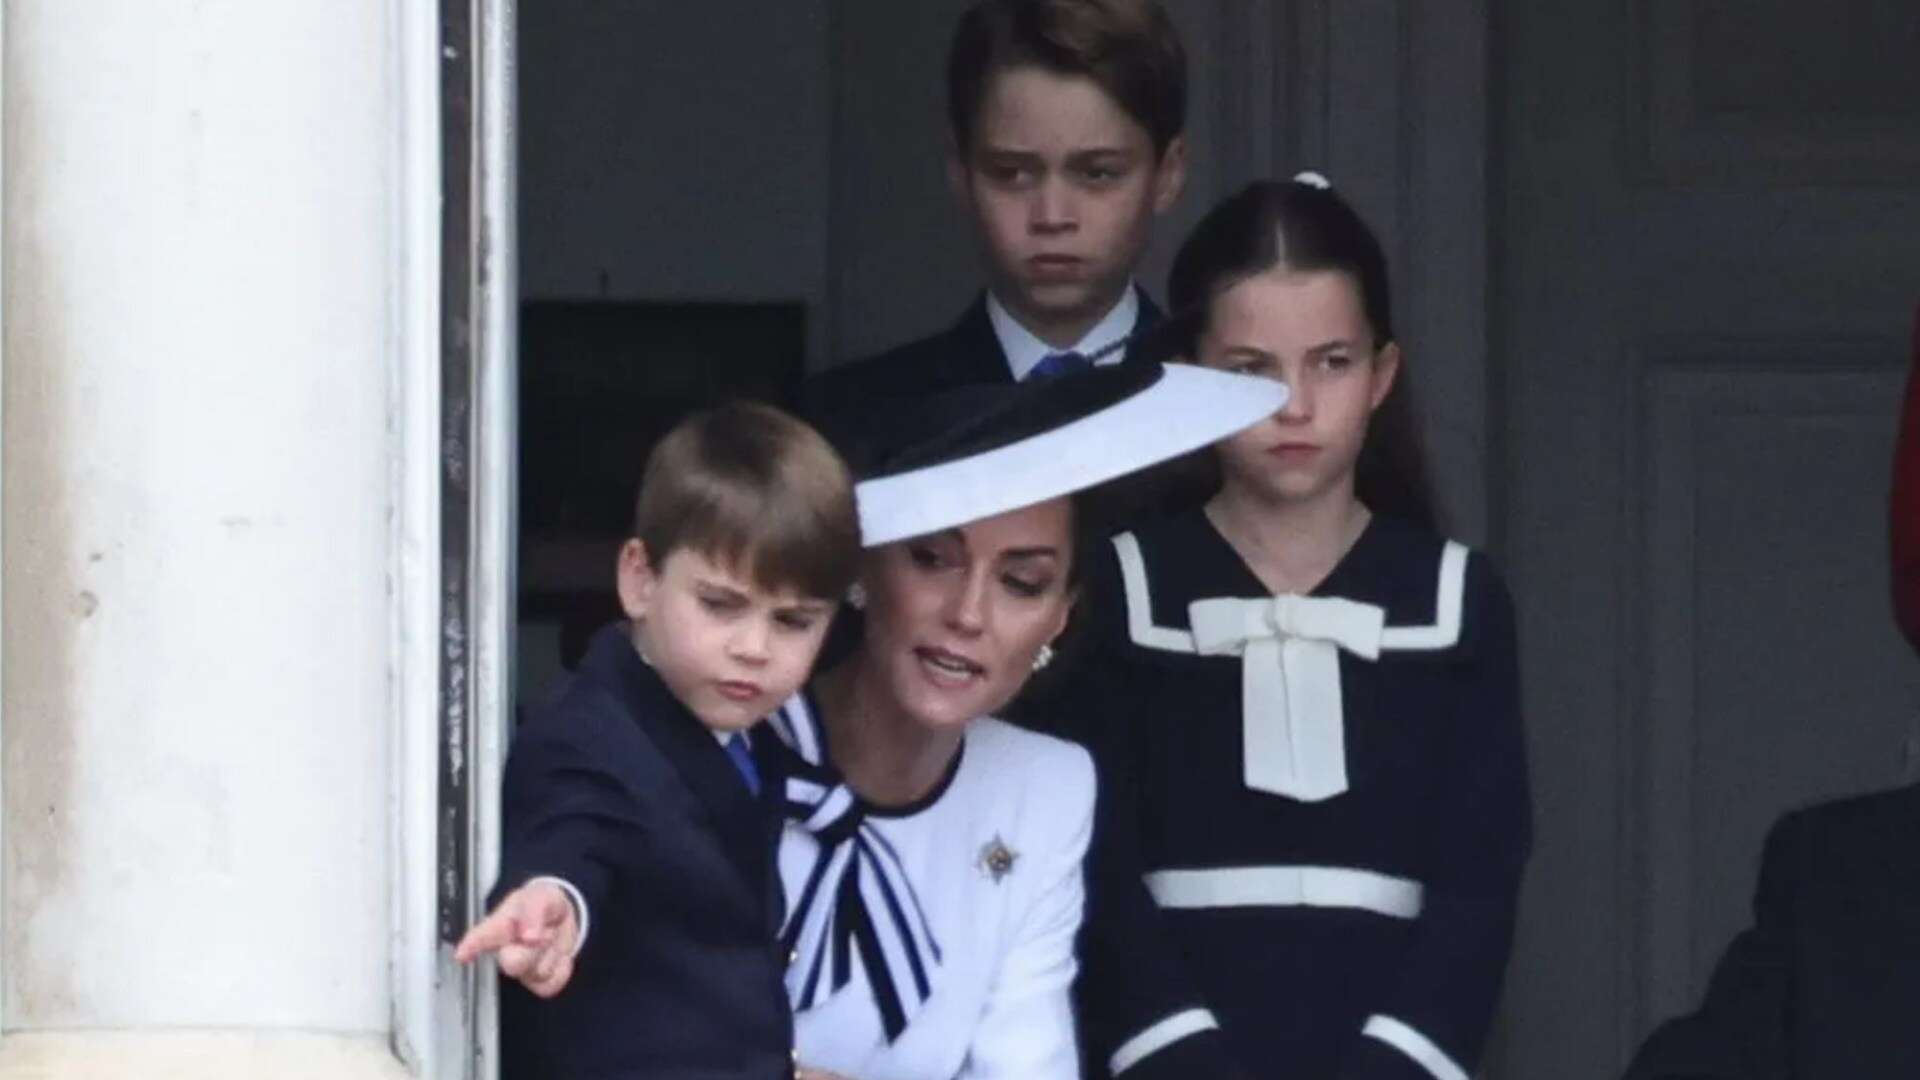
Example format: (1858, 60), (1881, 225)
(495, 624), (793, 1080)
(800, 289), (1208, 523)
(800, 289), (1160, 457)
(1623, 783), (1920, 1079)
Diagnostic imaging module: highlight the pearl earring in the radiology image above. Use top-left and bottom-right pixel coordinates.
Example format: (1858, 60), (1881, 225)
(1031, 643), (1055, 673)
(846, 583), (867, 610)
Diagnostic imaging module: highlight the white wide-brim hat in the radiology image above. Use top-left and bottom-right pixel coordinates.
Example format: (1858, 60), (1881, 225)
(854, 361), (1288, 547)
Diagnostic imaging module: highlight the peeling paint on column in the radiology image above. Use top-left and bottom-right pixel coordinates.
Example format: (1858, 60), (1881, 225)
(3, 29), (84, 1021)
(2, 0), (400, 1034)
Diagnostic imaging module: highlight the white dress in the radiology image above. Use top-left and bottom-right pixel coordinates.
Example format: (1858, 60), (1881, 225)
(765, 691), (1094, 1080)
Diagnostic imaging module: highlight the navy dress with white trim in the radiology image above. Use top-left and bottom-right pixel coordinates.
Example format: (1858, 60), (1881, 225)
(1073, 510), (1531, 1080)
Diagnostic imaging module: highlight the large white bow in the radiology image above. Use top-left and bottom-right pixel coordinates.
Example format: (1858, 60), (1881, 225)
(1187, 594), (1386, 800)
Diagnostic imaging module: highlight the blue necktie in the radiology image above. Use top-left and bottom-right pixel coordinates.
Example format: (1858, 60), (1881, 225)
(1026, 350), (1092, 381)
(724, 732), (761, 797)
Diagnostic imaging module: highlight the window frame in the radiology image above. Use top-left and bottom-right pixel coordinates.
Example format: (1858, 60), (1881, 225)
(396, 0), (516, 1075)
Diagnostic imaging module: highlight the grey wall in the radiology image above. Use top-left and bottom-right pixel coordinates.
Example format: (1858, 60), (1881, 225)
(518, 1), (833, 355)
(822, 0), (976, 363)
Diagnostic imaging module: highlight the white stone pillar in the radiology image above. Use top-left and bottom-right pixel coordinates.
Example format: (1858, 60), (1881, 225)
(2, 1), (411, 1073)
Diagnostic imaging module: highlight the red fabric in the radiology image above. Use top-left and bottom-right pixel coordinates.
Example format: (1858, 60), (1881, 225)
(1892, 304), (1920, 656)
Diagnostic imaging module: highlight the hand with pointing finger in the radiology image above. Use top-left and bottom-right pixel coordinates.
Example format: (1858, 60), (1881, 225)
(453, 879), (580, 998)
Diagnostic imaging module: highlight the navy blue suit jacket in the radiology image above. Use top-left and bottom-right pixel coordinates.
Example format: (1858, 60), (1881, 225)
(800, 290), (1159, 455)
(1623, 783), (1920, 1079)
(800, 289), (1208, 523)
(495, 624), (792, 1079)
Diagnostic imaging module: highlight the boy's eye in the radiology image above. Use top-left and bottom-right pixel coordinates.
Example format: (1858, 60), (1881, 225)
(981, 162), (1036, 187)
(1077, 163), (1123, 185)
(698, 592), (746, 614)
(1316, 352), (1355, 372)
(773, 610), (818, 632)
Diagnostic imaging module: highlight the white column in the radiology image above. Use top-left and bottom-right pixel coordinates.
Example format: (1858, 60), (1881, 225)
(2, 0), (411, 1072)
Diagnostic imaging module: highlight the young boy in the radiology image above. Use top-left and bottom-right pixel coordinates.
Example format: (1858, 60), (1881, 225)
(456, 402), (859, 1079)
(803, 0), (1190, 440)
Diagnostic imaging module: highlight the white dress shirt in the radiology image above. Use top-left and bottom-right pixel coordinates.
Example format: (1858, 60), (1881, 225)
(987, 285), (1140, 382)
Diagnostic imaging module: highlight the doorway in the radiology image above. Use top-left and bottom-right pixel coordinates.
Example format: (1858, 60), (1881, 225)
(1493, 3), (1920, 1075)
(477, 2), (1498, 1077)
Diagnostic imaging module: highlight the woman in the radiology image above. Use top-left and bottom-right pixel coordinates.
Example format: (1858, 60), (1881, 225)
(1076, 175), (1532, 1079)
(766, 361), (1286, 1079)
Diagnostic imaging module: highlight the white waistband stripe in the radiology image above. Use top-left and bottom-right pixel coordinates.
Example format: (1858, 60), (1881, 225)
(1144, 866), (1424, 919)
(1110, 1007), (1221, 1076)
(1362, 1015), (1468, 1080)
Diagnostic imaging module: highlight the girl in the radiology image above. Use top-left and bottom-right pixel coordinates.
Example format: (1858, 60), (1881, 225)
(1078, 176), (1531, 1080)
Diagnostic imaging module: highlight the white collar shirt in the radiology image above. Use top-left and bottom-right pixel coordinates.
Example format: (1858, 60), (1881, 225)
(986, 285), (1140, 382)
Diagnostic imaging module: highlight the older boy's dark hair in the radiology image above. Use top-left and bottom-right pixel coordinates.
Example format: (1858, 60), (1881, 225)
(633, 402), (860, 601)
(947, 0), (1186, 156)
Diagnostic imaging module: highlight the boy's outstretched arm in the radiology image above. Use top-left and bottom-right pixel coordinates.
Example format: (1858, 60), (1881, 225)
(467, 698), (634, 999)
(454, 876), (581, 997)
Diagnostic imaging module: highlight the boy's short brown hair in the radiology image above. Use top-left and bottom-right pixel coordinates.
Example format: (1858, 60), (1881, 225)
(633, 402), (860, 601)
(947, 0), (1187, 156)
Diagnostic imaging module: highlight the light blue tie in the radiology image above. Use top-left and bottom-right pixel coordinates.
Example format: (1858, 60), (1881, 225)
(724, 732), (761, 797)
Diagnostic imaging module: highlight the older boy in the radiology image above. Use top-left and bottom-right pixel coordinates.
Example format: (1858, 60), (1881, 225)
(804, 0), (1189, 442)
(456, 402), (859, 1079)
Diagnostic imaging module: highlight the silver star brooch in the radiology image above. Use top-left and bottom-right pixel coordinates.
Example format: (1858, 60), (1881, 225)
(978, 834), (1019, 883)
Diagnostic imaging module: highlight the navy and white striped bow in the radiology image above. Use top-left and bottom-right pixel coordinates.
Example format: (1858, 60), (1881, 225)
(766, 695), (943, 1042)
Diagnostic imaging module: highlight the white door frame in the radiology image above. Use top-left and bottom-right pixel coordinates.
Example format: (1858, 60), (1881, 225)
(0, 4), (10, 1021)
(391, 0), (443, 1065)
(394, 0), (516, 1075)
(469, 0), (519, 1070)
